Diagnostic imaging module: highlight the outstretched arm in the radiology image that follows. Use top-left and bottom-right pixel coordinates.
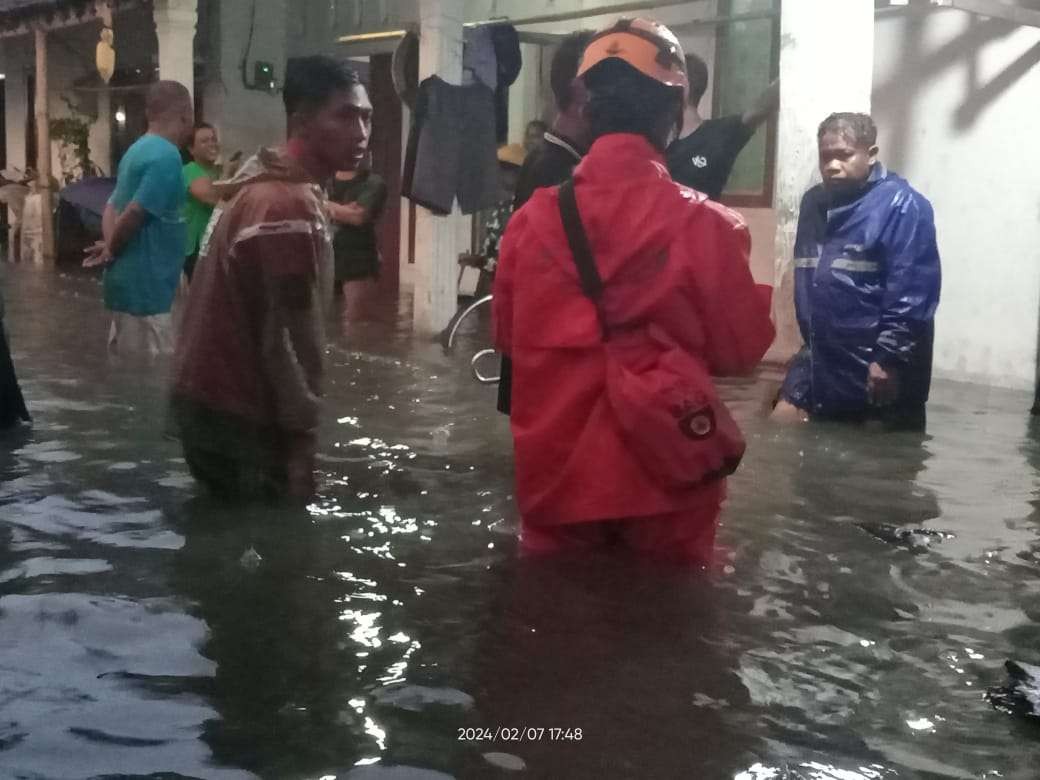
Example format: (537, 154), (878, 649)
(741, 79), (780, 131)
(189, 176), (222, 207)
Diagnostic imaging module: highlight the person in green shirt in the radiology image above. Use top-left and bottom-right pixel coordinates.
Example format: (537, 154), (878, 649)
(182, 122), (221, 281)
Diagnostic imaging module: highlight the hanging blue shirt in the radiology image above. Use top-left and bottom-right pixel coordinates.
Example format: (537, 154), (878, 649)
(103, 134), (186, 316)
(780, 164), (942, 418)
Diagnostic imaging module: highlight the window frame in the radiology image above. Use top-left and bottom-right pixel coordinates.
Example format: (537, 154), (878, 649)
(713, 0), (781, 209)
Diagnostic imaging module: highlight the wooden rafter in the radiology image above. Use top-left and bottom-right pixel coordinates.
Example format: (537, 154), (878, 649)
(0, 0), (143, 38)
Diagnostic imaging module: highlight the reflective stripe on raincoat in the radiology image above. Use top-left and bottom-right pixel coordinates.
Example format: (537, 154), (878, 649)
(782, 164), (941, 417)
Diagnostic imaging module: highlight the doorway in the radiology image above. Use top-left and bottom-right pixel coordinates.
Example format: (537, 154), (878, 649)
(367, 52), (402, 296)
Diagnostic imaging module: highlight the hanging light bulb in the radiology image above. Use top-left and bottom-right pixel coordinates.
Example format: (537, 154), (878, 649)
(96, 26), (115, 83)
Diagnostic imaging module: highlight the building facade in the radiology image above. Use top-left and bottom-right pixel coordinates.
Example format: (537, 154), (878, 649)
(2, 0), (1039, 392)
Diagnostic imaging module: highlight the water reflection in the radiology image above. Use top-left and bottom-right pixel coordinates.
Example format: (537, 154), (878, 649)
(5, 266), (1040, 778)
(0, 589), (252, 779)
(173, 498), (384, 776)
(470, 555), (758, 777)
(723, 407), (1040, 777)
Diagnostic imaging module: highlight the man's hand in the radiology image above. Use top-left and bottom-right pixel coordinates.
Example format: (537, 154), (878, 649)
(340, 202), (367, 223)
(221, 150), (244, 179)
(867, 362), (900, 406)
(328, 200), (368, 227)
(770, 399), (810, 424)
(83, 241), (113, 268)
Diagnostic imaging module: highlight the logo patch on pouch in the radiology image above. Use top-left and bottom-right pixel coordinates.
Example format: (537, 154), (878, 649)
(671, 398), (716, 441)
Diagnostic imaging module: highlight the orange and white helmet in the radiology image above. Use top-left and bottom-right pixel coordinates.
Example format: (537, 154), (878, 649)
(577, 17), (688, 92)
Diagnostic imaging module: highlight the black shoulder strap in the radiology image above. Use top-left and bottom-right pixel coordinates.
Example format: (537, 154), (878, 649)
(558, 179), (603, 301)
(558, 179), (610, 339)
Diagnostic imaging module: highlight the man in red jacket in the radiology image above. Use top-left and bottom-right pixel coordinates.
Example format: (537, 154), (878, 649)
(493, 18), (774, 564)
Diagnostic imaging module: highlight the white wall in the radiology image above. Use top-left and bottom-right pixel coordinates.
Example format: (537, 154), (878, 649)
(873, 9), (1040, 390)
(206, 0), (288, 158)
(1, 36), (31, 174)
(740, 207), (776, 285)
(507, 42), (542, 143)
(289, 0), (337, 58)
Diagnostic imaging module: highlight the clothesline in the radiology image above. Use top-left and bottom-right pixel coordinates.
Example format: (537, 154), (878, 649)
(465, 0), (704, 29)
(337, 1), (777, 46)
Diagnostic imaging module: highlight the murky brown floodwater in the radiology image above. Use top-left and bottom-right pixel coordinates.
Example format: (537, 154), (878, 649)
(3, 263), (1040, 779)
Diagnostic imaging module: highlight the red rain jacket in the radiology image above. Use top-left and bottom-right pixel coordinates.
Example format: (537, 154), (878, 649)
(493, 134), (774, 527)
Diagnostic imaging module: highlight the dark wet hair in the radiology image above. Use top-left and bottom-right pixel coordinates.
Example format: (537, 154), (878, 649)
(191, 122), (215, 143)
(585, 59), (684, 151)
(551, 30), (595, 111)
(818, 112), (877, 148)
(685, 53), (709, 108)
(283, 55), (360, 118)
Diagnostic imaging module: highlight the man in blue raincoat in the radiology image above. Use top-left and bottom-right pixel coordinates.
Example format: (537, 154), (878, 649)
(773, 112), (941, 431)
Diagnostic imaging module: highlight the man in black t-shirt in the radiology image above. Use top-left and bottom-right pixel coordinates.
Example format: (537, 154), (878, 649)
(522, 119), (548, 154)
(499, 30), (595, 414)
(665, 53), (778, 201)
(512, 31), (595, 212)
(512, 127), (583, 211)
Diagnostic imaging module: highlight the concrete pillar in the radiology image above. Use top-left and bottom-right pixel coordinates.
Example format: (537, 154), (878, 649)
(770, 0), (875, 361)
(412, 0), (465, 335)
(34, 28), (55, 265)
(3, 46), (29, 174)
(91, 87), (112, 176)
(508, 42), (542, 142)
(91, 3), (114, 176)
(153, 0), (198, 99)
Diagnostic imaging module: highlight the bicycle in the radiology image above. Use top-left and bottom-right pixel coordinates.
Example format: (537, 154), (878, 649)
(442, 293), (499, 384)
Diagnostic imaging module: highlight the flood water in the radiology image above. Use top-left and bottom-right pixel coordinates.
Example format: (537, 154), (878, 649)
(2, 264), (1040, 779)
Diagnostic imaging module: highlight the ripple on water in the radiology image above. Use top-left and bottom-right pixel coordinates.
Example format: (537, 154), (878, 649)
(15, 440), (82, 464)
(0, 495), (183, 550)
(7, 267), (1040, 778)
(156, 471), (195, 490)
(735, 763), (899, 779)
(0, 557), (113, 583)
(106, 462), (139, 471)
(372, 685), (474, 713)
(0, 593), (252, 780)
(341, 766), (455, 779)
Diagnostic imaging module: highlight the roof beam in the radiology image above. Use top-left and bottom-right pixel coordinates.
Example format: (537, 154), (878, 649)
(931, 0), (1040, 28)
(465, 0), (709, 29)
(0, 0), (137, 39)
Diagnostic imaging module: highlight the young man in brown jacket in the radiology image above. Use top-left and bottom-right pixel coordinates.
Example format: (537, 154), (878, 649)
(170, 56), (372, 499)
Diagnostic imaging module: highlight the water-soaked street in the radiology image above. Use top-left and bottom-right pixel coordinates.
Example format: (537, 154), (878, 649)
(3, 264), (1040, 779)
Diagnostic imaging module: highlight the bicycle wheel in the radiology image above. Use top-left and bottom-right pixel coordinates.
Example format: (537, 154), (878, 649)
(442, 294), (493, 351)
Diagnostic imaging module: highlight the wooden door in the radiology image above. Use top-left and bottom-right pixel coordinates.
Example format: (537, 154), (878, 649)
(367, 53), (402, 295)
